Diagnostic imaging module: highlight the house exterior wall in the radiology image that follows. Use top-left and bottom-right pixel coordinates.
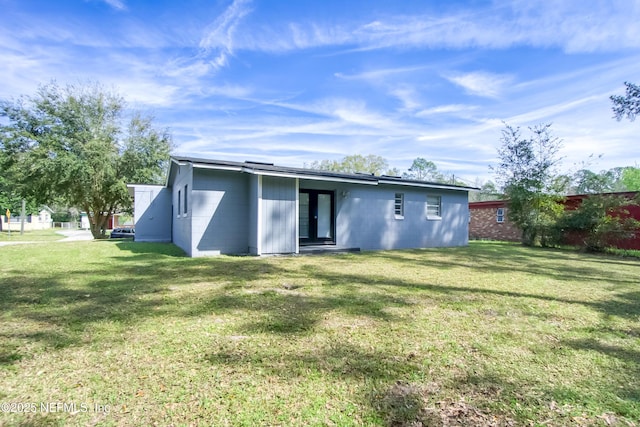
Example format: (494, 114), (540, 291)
(1, 209), (53, 231)
(132, 185), (172, 242)
(469, 202), (521, 241)
(133, 158), (474, 257)
(191, 168), (250, 256)
(260, 176), (297, 254)
(469, 195), (640, 248)
(299, 179), (469, 250)
(172, 163), (193, 255)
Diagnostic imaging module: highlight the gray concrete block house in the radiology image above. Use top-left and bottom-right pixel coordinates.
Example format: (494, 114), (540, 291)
(130, 156), (476, 257)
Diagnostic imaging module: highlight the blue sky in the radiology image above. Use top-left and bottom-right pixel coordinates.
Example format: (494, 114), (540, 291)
(1, 0), (639, 184)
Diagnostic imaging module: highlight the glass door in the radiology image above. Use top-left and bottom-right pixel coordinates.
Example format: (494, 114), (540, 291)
(299, 190), (335, 244)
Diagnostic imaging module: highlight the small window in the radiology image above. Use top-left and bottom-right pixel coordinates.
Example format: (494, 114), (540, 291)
(497, 207), (504, 223)
(426, 195), (441, 219)
(178, 190), (181, 217)
(394, 193), (404, 218)
(184, 184), (188, 214)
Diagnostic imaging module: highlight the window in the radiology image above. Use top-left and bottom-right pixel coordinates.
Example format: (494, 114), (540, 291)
(184, 184), (188, 214)
(394, 193), (404, 218)
(496, 207), (504, 223)
(426, 195), (441, 219)
(178, 190), (181, 217)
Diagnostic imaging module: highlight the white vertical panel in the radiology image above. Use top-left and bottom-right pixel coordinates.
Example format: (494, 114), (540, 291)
(257, 175), (262, 255)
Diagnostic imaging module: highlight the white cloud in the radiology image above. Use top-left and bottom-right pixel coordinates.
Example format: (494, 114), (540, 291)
(102, 0), (127, 11)
(334, 65), (427, 82)
(198, 0), (253, 71)
(416, 104), (477, 117)
(446, 71), (513, 98)
(389, 86), (421, 110)
(222, 1), (640, 55)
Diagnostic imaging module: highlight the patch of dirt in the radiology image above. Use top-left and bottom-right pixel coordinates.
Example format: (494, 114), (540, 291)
(375, 381), (516, 427)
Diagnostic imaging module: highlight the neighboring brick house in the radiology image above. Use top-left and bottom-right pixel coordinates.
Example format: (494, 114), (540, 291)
(469, 192), (640, 249)
(469, 200), (521, 242)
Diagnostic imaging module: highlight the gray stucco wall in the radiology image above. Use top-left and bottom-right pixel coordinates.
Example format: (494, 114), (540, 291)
(299, 180), (469, 250)
(260, 176), (297, 254)
(132, 185), (172, 242)
(191, 168), (250, 256)
(171, 163), (193, 256)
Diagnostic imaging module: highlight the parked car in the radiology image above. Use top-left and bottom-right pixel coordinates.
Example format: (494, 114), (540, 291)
(110, 228), (135, 239)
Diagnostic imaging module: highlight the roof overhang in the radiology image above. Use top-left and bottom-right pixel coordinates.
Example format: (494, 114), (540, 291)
(165, 156), (478, 192)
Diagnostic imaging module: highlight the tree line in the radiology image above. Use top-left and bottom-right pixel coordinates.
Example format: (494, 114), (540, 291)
(305, 155), (469, 186)
(1, 80), (638, 242)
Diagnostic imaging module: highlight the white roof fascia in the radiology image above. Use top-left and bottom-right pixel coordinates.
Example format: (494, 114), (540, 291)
(377, 179), (472, 192)
(193, 163), (244, 172)
(243, 168), (378, 185)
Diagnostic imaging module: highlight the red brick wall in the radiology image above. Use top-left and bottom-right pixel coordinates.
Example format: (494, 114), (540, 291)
(469, 206), (521, 242)
(470, 193), (640, 248)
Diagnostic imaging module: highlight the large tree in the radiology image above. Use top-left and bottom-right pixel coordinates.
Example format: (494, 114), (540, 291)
(611, 81), (640, 121)
(469, 179), (501, 202)
(621, 166), (640, 191)
(307, 154), (394, 175)
(403, 158), (444, 182)
(571, 169), (619, 194)
(0, 82), (171, 238)
(493, 123), (565, 246)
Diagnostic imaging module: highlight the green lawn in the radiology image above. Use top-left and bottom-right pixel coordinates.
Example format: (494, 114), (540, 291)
(0, 228), (63, 242)
(0, 241), (638, 426)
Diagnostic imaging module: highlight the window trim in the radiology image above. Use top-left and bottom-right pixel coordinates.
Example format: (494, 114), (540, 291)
(394, 192), (404, 219)
(496, 207), (504, 223)
(426, 195), (442, 220)
(177, 190), (181, 217)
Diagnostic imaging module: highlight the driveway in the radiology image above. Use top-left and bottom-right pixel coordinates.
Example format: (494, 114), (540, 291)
(56, 229), (94, 241)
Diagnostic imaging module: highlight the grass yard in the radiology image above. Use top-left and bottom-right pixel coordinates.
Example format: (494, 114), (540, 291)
(0, 229), (63, 242)
(0, 241), (639, 426)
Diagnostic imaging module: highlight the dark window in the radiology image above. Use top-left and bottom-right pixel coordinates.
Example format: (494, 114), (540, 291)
(184, 184), (188, 214)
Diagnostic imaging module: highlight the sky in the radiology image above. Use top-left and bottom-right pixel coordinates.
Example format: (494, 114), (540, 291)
(1, 0), (639, 185)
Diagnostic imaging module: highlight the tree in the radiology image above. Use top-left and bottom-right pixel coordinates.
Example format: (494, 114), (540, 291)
(0, 82), (172, 239)
(554, 194), (640, 251)
(469, 179), (501, 202)
(307, 154), (393, 175)
(493, 123), (565, 246)
(621, 166), (640, 191)
(611, 82), (640, 121)
(403, 158), (444, 182)
(0, 135), (40, 231)
(571, 169), (618, 194)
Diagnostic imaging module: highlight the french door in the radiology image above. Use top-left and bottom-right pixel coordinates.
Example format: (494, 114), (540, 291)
(299, 190), (335, 245)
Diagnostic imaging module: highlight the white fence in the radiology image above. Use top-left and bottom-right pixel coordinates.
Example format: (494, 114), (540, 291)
(53, 222), (80, 229)
(1, 217), (53, 231)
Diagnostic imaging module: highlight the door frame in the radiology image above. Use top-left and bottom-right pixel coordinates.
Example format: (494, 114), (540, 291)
(299, 189), (335, 245)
